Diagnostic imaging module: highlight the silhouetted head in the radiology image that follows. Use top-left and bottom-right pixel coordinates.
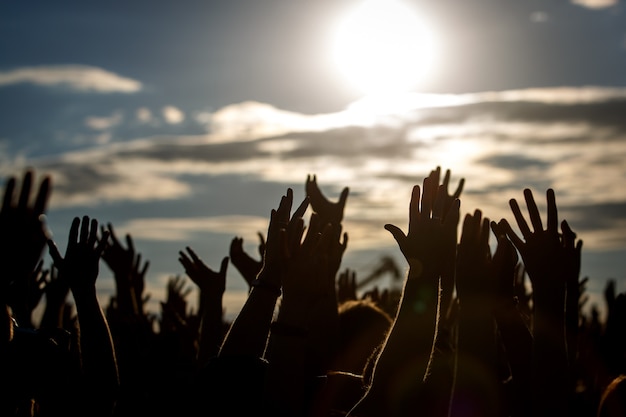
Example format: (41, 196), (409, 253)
(332, 299), (393, 376)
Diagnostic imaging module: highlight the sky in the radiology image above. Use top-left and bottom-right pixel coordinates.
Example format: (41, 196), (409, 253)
(1, 0), (626, 321)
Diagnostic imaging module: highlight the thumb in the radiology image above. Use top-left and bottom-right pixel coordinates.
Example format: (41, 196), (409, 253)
(384, 224), (406, 247)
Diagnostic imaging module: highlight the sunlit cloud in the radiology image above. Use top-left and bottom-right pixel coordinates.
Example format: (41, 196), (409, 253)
(119, 215), (269, 242)
(85, 111), (124, 130)
(10, 86), (626, 256)
(0, 65), (142, 93)
(571, 0), (619, 9)
(136, 107), (154, 123)
(162, 106), (185, 124)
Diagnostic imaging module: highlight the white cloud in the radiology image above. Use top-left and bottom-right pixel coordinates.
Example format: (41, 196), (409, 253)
(0, 65), (142, 93)
(136, 107), (153, 123)
(162, 106), (185, 124)
(84, 111), (123, 130)
(119, 215), (269, 241)
(572, 0), (619, 8)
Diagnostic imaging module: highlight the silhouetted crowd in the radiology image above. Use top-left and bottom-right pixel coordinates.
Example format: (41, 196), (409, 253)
(1, 167), (625, 417)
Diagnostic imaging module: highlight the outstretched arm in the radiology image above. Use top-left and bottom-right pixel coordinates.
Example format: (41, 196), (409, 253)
(501, 188), (569, 417)
(450, 210), (500, 417)
(229, 233), (264, 288)
(179, 247), (228, 365)
(0, 170), (51, 327)
(218, 189), (309, 358)
(48, 216), (119, 416)
(349, 178), (460, 417)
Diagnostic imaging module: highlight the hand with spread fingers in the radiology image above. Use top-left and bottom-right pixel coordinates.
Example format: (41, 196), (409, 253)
(47, 216), (119, 416)
(500, 188), (571, 417)
(306, 174), (349, 226)
(229, 233), (264, 288)
(0, 170), (51, 296)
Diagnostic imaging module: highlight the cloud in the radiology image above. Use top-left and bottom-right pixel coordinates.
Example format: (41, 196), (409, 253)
(85, 111), (124, 130)
(571, 0), (619, 8)
(136, 107), (153, 123)
(119, 215), (269, 241)
(0, 65), (142, 93)
(8, 85), (626, 256)
(162, 106), (185, 124)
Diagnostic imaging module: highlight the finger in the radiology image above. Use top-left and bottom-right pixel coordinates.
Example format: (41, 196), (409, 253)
(125, 233), (135, 253)
(80, 215), (90, 243)
(421, 177), (434, 218)
(509, 198), (532, 238)
(292, 196), (310, 221)
(500, 218), (525, 252)
(229, 237), (242, 254)
(68, 217), (81, 248)
(338, 187), (349, 209)
(1, 177), (16, 212)
(17, 170), (33, 210)
(453, 178), (465, 199)
(433, 184), (446, 220)
(408, 185), (421, 235)
(480, 217), (490, 250)
(178, 252), (192, 270)
(442, 169), (451, 192)
(220, 256), (229, 275)
(443, 199), (461, 228)
(107, 223), (121, 247)
(384, 223), (407, 248)
(546, 189), (558, 233)
(140, 260), (150, 277)
(33, 176), (51, 215)
(460, 213), (475, 245)
(523, 188), (543, 233)
(88, 218), (98, 246)
(95, 230), (110, 255)
(186, 246), (201, 263)
(47, 239), (64, 265)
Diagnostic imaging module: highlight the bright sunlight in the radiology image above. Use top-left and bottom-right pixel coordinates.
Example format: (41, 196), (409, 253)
(331, 0), (437, 95)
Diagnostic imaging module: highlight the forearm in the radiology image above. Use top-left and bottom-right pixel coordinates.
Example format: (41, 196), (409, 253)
(451, 305), (499, 417)
(531, 288), (568, 417)
(72, 287), (120, 393)
(197, 293), (224, 365)
(352, 270), (440, 416)
(218, 272), (279, 357)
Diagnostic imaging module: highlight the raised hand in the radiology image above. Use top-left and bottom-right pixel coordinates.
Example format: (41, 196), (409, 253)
(384, 178), (460, 278)
(0, 170), (51, 291)
(229, 234), (263, 288)
(47, 216), (119, 416)
(40, 265), (71, 330)
(349, 176), (460, 417)
(501, 188), (569, 417)
(101, 223), (146, 315)
(501, 188), (566, 293)
(179, 247), (228, 296)
(337, 268), (357, 303)
(48, 216), (109, 292)
(455, 210), (495, 303)
(306, 174), (349, 226)
(426, 166), (464, 221)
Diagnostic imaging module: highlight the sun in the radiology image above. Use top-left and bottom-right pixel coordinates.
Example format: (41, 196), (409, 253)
(331, 0), (437, 96)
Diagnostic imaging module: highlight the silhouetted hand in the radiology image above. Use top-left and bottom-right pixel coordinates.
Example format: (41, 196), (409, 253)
(501, 189), (567, 294)
(179, 247), (228, 297)
(101, 223), (147, 315)
(0, 170), (51, 291)
(229, 234), (264, 287)
(384, 178), (460, 278)
(48, 216), (108, 293)
(337, 268), (357, 303)
(501, 188), (569, 417)
(306, 174), (349, 226)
